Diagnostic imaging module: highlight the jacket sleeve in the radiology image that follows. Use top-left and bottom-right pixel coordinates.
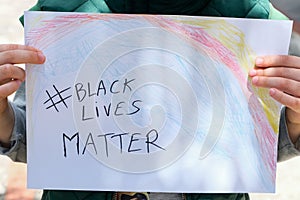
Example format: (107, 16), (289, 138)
(268, 3), (289, 20)
(0, 83), (27, 163)
(277, 107), (300, 162)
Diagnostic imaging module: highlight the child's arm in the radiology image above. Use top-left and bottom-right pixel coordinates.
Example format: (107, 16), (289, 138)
(0, 44), (45, 161)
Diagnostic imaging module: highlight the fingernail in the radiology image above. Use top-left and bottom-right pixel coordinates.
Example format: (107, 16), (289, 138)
(269, 88), (275, 96)
(38, 52), (46, 62)
(252, 76), (258, 84)
(255, 57), (264, 65)
(249, 69), (256, 76)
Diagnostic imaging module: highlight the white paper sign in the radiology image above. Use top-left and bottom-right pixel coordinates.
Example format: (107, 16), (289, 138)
(25, 11), (292, 193)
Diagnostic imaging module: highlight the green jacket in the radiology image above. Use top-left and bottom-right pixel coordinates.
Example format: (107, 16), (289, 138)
(23, 0), (286, 200)
(20, 0), (287, 23)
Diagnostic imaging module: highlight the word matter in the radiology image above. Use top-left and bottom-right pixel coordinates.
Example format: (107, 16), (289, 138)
(62, 129), (166, 158)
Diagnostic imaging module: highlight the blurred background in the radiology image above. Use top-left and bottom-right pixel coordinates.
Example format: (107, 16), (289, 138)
(0, 0), (299, 199)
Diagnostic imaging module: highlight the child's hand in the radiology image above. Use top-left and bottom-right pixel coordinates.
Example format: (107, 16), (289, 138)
(0, 44), (45, 145)
(249, 55), (300, 143)
(0, 44), (45, 102)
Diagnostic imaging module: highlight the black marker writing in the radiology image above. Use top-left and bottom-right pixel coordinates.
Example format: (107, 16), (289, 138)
(81, 100), (142, 121)
(44, 85), (72, 112)
(74, 78), (135, 102)
(62, 129), (165, 158)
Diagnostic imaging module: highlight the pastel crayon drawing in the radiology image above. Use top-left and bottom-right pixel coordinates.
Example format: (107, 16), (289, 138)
(25, 11), (292, 193)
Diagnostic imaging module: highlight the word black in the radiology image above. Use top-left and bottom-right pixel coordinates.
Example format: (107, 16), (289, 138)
(75, 78), (135, 102)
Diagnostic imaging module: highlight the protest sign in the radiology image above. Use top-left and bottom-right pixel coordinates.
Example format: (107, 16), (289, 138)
(25, 11), (292, 192)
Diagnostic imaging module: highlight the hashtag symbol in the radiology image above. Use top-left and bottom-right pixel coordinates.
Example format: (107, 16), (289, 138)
(44, 85), (72, 112)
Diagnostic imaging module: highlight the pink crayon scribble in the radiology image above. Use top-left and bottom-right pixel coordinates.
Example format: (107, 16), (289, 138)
(26, 13), (134, 49)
